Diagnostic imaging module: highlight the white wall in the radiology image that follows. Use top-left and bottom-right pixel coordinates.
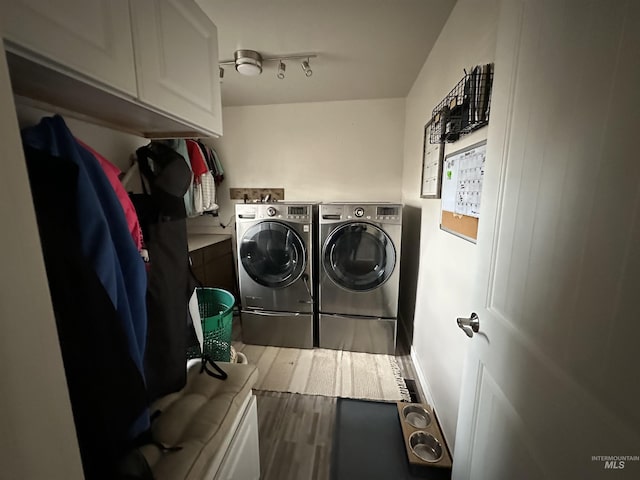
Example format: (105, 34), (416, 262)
(188, 98), (406, 233)
(401, 0), (500, 448)
(0, 47), (84, 479)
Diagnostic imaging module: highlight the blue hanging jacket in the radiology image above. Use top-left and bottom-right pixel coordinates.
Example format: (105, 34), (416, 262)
(22, 115), (149, 437)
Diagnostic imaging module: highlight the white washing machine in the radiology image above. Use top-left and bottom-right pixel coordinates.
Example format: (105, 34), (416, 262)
(318, 203), (402, 354)
(236, 203), (315, 348)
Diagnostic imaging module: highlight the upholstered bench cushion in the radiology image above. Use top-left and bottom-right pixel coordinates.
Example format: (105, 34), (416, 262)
(140, 362), (258, 480)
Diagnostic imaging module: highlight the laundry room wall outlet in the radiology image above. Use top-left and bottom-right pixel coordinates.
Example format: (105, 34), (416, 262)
(229, 188), (285, 202)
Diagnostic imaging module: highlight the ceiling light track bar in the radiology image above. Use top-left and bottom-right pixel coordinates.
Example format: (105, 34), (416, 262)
(219, 53), (317, 66)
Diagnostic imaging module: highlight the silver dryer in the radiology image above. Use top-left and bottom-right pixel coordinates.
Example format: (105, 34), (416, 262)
(318, 203), (402, 354)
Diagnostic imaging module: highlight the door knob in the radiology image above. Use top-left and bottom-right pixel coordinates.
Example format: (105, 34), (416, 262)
(457, 312), (480, 338)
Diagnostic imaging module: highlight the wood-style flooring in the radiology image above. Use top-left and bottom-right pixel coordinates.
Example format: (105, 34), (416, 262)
(256, 391), (336, 480)
(231, 316), (424, 480)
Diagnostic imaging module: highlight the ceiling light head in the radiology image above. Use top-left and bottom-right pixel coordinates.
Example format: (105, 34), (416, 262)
(277, 60), (286, 79)
(234, 49), (262, 76)
(301, 59), (312, 77)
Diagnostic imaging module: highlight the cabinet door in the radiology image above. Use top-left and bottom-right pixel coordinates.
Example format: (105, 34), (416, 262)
(1, 0), (137, 96)
(204, 252), (237, 297)
(129, 0), (222, 136)
(215, 395), (260, 480)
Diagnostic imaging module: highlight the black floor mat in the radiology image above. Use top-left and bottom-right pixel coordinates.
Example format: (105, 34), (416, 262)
(331, 398), (451, 480)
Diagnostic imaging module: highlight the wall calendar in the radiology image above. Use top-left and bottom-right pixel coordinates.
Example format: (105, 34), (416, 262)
(440, 140), (487, 242)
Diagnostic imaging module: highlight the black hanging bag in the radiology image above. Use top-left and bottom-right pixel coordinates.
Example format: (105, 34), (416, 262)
(133, 143), (195, 402)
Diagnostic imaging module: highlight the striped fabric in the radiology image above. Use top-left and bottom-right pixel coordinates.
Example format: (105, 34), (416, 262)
(232, 341), (411, 402)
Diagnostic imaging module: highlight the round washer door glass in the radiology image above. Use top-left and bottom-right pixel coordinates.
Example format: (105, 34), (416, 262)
(323, 222), (396, 291)
(240, 221), (306, 288)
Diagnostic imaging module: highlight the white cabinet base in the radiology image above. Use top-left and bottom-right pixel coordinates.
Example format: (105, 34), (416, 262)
(211, 394), (260, 480)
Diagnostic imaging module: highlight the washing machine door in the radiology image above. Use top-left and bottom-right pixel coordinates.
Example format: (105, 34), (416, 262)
(323, 222), (396, 292)
(240, 221), (306, 288)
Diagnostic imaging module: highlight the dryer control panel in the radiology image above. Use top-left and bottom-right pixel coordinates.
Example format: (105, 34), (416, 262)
(320, 203), (402, 224)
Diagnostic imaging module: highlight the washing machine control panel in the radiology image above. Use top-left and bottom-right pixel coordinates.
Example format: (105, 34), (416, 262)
(320, 204), (402, 224)
(238, 204), (312, 222)
(286, 206), (309, 220)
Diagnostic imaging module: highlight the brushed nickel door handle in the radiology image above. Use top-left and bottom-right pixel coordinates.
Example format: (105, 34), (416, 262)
(457, 312), (480, 338)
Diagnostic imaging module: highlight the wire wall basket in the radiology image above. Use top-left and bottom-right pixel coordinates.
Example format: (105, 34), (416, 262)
(430, 64), (494, 144)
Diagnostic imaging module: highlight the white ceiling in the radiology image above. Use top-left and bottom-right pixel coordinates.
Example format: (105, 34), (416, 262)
(197, 0), (456, 107)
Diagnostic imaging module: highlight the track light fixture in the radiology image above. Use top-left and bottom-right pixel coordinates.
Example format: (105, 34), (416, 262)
(277, 60), (286, 79)
(219, 50), (317, 79)
(301, 59), (312, 77)
(233, 49), (262, 76)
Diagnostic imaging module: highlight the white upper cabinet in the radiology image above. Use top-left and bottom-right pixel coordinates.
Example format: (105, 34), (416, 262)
(130, 0), (222, 136)
(2, 0), (137, 96)
(1, 0), (222, 137)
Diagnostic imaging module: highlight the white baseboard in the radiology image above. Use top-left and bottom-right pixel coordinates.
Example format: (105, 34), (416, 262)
(399, 319), (455, 455)
(410, 345), (436, 408)
(410, 346), (456, 458)
(397, 312), (436, 409)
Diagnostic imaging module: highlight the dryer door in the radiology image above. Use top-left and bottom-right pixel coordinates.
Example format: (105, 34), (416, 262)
(239, 221), (306, 288)
(323, 222), (396, 292)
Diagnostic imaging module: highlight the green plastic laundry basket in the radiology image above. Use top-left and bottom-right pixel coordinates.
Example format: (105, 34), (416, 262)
(188, 287), (235, 362)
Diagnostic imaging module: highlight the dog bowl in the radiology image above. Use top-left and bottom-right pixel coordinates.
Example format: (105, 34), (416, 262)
(409, 432), (443, 463)
(402, 404), (432, 429)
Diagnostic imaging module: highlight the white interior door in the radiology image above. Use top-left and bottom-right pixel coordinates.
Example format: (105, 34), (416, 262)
(453, 1), (640, 479)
